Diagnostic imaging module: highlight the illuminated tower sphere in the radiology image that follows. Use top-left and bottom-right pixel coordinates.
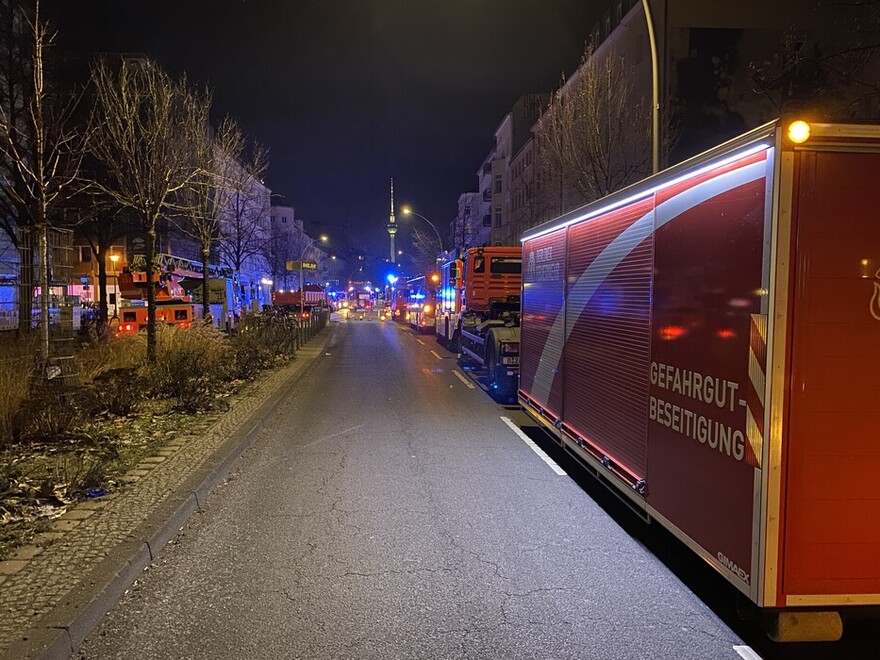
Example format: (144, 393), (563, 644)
(386, 178), (397, 262)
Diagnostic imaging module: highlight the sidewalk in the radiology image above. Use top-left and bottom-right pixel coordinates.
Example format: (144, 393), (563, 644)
(0, 327), (333, 660)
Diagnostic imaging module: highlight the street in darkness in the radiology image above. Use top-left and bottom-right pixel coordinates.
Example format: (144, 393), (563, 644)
(77, 315), (747, 660)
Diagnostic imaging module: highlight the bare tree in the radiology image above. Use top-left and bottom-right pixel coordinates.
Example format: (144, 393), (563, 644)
(750, 1), (880, 119)
(537, 43), (652, 217)
(216, 141), (268, 277)
(0, 0), (86, 356)
(88, 56), (208, 360)
(410, 226), (441, 274)
(508, 151), (555, 238)
(75, 196), (135, 333)
(450, 194), (484, 252)
(260, 221), (296, 291)
(179, 115), (245, 322)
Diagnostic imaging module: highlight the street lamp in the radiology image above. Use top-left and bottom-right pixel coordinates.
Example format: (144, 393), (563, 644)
(400, 206), (444, 253)
(109, 253), (120, 322)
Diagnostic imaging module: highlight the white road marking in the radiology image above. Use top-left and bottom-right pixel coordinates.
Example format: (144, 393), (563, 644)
(452, 370), (476, 389)
(430, 350), (443, 360)
(500, 416), (566, 476)
(733, 646), (762, 660)
(415, 339), (425, 345)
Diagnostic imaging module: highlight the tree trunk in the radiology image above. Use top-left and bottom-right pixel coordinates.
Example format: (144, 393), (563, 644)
(201, 245), (210, 324)
(16, 242), (34, 336)
(38, 222), (50, 362)
(146, 227), (157, 362)
(96, 245), (109, 335)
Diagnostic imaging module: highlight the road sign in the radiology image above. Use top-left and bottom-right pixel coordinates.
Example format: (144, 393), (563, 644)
(286, 260), (318, 271)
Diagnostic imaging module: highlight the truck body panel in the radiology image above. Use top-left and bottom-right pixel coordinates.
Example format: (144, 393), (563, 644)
(520, 120), (880, 616)
(782, 147), (880, 602)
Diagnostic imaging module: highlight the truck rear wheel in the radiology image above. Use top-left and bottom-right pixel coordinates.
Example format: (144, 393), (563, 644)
(450, 330), (460, 354)
(486, 342), (498, 384)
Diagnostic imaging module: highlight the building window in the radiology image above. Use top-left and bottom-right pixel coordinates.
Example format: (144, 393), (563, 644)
(80, 246), (91, 263)
(494, 207), (502, 227)
(494, 174), (502, 193)
(482, 214), (491, 227)
(282, 216), (287, 223)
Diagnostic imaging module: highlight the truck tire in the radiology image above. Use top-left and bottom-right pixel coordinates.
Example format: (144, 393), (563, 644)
(450, 330), (460, 354)
(486, 341), (498, 386)
(486, 331), (514, 402)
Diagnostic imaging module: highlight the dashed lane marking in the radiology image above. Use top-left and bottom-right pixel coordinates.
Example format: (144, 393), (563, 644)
(415, 338), (425, 345)
(430, 350), (443, 360)
(452, 370), (476, 389)
(733, 646), (762, 660)
(500, 416), (566, 476)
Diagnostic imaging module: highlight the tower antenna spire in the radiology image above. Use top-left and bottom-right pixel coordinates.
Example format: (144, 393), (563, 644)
(386, 177), (397, 262)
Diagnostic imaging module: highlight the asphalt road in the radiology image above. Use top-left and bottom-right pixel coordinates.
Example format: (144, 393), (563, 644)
(78, 315), (753, 660)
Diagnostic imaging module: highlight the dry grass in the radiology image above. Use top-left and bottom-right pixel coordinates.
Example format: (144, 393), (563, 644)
(141, 324), (231, 410)
(0, 335), (38, 446)
(75, 333), (146, 383)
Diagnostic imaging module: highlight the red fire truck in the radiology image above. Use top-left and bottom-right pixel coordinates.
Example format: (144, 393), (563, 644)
(391, 284), (409, 323)
(406, 272), (440, 333)
(519, 120), (880, 641)
(436, 247), (522, 398)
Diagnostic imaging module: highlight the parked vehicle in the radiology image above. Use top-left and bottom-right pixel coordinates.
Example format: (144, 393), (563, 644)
(436, 247), (521, 399)
(519, 119), (880, 642)
(115, 302), (194, 334)
(391, 285), (409, 323)
(406, 273), (440, 333)
(271, 284), (327, 308)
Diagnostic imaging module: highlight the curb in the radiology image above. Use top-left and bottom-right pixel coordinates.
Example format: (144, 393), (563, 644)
(5, 326), (335, 660)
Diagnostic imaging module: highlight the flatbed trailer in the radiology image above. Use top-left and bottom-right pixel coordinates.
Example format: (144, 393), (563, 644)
(519, 120), (880, 642)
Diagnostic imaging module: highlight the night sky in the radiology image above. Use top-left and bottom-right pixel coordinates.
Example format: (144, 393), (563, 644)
(43, 1), (600, 255)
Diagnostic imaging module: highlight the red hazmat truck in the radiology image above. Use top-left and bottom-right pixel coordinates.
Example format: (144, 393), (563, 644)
(519, 120), (880, 641)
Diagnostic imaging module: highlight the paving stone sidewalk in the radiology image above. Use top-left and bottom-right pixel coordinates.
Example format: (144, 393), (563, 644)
(0, 328), (333, 660)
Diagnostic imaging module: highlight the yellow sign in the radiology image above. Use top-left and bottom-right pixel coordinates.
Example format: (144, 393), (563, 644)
(285, 260), (318, 271)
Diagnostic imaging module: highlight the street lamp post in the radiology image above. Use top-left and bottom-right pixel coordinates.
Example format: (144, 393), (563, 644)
(641, 0), (660, 174)
(400, 206), (444, 254)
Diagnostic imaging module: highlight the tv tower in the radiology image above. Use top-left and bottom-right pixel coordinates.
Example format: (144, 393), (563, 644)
(386, 178), (397, 262)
